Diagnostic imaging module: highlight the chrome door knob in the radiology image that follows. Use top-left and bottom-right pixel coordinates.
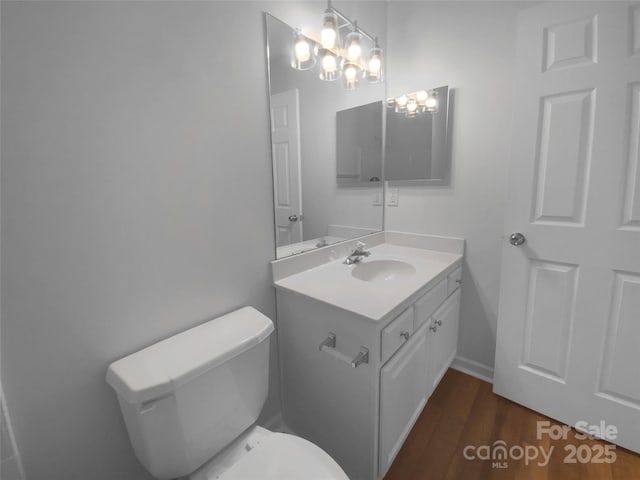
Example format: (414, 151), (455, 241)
(509, 232), (526, 246)
(288, 214), (299, 222)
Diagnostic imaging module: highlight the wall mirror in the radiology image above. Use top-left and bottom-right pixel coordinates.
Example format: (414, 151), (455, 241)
(385, 85), (451, 184)
(265, 12), (385, 258)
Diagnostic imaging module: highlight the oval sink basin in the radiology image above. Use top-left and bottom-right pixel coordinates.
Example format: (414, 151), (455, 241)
(351, 259), (416, 282)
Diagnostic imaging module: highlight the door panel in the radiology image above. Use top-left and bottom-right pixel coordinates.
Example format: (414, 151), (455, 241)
(495, 2), (640, 453)
(622, 81), (640, 229)
(597, 271), (640, 408)
(521, 260), (577, 382)
(532, 89), (594, 225)
(543, 15), (597, 72)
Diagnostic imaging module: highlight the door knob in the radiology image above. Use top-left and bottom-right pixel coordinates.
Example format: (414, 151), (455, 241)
(288, 214), (299, 222)
(509, 232), (526, 246)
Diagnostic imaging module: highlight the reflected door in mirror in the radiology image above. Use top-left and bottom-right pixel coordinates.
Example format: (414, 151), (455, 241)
(271, 89), (303, 246)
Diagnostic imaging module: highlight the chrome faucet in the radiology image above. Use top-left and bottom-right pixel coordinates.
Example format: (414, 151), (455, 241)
(344, 242), (371, 265)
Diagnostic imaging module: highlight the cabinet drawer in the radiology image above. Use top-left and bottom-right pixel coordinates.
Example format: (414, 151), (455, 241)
(381, 307), (414, 363)
(414, 279), (447, 330)
(447, 266), (462, 295)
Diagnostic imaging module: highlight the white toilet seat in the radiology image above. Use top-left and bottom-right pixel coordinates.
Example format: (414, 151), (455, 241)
(217, 432), (349, 480)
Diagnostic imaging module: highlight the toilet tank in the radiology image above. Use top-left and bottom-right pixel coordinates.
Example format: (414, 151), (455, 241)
(106, 307), (274, 480)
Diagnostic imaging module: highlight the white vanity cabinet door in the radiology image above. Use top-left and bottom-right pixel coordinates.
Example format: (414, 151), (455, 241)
(379, 323), (429, 477)
(429, 289), (461, 391)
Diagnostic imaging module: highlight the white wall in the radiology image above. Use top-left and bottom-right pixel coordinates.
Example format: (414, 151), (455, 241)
(1, 2), (281, 479)
(385, 2), (524, 369)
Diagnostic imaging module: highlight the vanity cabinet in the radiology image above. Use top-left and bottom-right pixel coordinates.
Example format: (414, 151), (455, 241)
(275, 261), (462, 480)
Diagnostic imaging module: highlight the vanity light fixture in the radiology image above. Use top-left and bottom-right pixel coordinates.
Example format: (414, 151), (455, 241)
(292, 1), (383, 88)
(388, 90), (439, 117)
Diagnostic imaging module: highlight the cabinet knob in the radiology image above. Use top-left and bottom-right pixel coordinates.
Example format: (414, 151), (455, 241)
(400, 331), (410, 341)
(429, 325), (438, 332)
(435, 320), (442, 327)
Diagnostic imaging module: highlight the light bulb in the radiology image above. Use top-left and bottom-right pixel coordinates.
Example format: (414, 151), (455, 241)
(345, 29), (362, 62)
(343, 62), (359, 89)
(394, 95), (408, 113)
(321, 27), (337, 49)
(425, 91), (439, 112)
(322, 53), (337, 71)
(347, 42), (361, 61)
(320, 10), (340, 50)
(295, 39), (311, 62)
(345, 65), (357, 80)
(416, 90), (428, 104)
(291, 30), (316, 70)
(368, 56), (381, 74)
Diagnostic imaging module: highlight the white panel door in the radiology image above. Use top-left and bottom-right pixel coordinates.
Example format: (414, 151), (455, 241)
(494, 2), (640, 453)
(270, 89), (303, 246)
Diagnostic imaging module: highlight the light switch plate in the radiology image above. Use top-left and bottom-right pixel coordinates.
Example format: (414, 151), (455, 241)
(387, 188), (399, 207)
(373, 190), (383, 206)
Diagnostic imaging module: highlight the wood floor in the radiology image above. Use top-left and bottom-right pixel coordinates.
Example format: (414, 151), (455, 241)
(384, 368), (640, 480)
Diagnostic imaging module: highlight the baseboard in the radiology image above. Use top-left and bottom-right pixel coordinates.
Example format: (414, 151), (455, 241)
(450, 355), (494, 384)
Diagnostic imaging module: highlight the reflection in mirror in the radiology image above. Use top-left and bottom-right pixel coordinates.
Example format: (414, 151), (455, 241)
(336, 101), (383, 185)
(265, 12), (385, 259)
(385, 85), (451, 184)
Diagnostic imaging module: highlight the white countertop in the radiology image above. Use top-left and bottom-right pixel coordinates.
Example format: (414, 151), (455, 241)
(273, 243), (462, 321)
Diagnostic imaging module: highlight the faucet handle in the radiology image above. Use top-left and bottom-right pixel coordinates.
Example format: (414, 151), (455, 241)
(355, 241), (366, 251)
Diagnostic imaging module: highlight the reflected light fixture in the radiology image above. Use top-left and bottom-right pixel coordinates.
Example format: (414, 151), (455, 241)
(388, 90), (439, 117)
(291, 1), (383, 90)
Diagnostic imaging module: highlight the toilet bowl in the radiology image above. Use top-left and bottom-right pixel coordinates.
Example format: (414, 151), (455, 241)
(188, 425), (348, 480)
(106, 307), (348, 480)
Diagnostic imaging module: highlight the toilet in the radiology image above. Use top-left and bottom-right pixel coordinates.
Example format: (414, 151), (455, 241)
(106, 307), (349, 480)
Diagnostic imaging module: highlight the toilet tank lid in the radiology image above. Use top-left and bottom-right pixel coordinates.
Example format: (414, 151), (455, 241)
(106, 307), (274, 404)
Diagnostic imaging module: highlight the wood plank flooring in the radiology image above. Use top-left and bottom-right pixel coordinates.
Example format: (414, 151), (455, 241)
(384, 369), (640, 480)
